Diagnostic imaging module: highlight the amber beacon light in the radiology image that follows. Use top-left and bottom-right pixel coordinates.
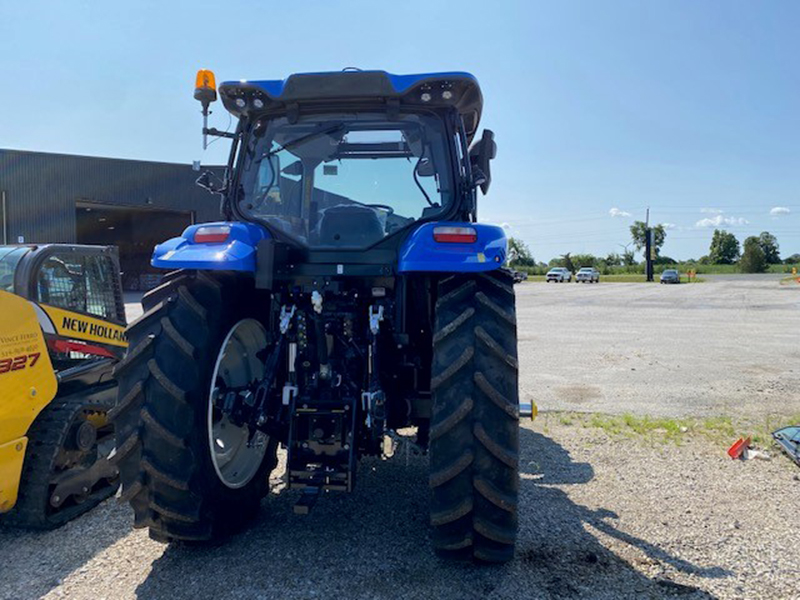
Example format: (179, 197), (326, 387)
(194, 69), (218, 149)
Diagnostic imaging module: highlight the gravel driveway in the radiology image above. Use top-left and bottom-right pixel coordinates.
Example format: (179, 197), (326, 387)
(516, 276), (800, 420)
(5, 276), (790, 599)
(2, 421), (797, 600)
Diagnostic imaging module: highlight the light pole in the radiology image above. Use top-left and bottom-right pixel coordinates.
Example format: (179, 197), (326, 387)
(644, 207), (654, 282)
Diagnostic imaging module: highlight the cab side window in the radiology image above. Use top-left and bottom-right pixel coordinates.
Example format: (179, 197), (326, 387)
(37, 254), (86, 313)
(36, 253), (119, 321)
(85, 255), (119, 320)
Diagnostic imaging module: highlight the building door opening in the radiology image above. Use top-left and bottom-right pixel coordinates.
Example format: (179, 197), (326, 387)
(76, 202), (194, 290)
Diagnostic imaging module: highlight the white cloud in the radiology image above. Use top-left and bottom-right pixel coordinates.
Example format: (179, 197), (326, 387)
(660, 222), (677, 230)
(609, 207), (632, 218)
(695, 215), (749, 228)
(701, 208), (723, 214)
(770, 206), (791, 216)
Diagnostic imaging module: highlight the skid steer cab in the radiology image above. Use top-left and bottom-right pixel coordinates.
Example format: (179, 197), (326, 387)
(0, 244), (126, 528)
(114, 69), (522, 562)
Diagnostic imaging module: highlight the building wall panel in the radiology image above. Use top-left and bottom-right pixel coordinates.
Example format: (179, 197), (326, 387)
(0, 149), (223, 244)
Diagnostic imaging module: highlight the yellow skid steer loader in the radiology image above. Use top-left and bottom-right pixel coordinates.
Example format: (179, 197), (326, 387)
(0, 244), (127, 528)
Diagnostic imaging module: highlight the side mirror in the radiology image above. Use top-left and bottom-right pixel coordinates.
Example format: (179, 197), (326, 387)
(196, 170), (225, 194)
(469, 129), (497, 195)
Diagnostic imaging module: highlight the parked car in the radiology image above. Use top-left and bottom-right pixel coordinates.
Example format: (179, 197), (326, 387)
(509, 269), (528, 283)
(660, 269), (680, 284)
(575, 267), (600, 283)
(546, 267), (573, 282)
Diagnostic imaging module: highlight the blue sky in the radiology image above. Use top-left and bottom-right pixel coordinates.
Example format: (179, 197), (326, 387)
(1, 0), (798, 260)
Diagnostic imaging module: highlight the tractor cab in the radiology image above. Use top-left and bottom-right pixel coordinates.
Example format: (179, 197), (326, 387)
(167, 71), (498, 267)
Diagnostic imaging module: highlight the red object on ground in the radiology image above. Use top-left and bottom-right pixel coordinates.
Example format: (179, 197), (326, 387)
(727, 436), (751, 459)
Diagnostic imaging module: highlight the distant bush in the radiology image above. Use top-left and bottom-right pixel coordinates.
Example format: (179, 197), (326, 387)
(740, 236), (767, 273)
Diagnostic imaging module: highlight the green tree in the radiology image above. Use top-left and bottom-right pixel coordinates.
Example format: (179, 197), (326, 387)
(622, 250), (637, 266)
(507, 237), (535, 267)
(757, 231), (780, 264)
(629, 221), (666, 257)
(740, 236), (767, 273)
(784, 253), (800, 264)
(654, 255), (677, 265)
(555, 253), (575, 272)
(604, 252), (622, 267)
(708, 229), (740, 264)
(571, 253), (597, 268)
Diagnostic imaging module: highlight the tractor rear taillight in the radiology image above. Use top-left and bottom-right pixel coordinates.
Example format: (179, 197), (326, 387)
(433, 226), (477, 244)
(194, 225), (231, 244)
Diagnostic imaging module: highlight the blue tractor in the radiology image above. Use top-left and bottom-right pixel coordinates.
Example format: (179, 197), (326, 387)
(112, 69), (520, 562)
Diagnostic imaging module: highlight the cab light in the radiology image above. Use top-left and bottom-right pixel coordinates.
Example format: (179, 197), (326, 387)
(433, 226), (477, 244)
(194, 69), (217, 104)
(194, 225), (231, 244)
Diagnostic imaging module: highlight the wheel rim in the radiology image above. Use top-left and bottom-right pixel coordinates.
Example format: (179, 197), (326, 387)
(208, 318), (269, 489)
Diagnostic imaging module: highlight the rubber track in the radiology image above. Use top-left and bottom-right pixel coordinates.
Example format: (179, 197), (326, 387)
(2, 390), (118, 529)
(429, 270), (519, 563)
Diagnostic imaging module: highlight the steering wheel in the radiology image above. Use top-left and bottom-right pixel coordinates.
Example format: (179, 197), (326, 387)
(364, 204), (394, 216)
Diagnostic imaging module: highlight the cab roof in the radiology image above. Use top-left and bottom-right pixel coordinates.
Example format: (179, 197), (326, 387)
(219, 70), (483, 141)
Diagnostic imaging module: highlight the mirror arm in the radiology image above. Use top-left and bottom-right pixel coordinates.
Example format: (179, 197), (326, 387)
(204, 127), (237, 139)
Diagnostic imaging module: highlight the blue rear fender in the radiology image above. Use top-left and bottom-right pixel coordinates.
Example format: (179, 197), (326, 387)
(398, 222), (507, 273)
(151, 222), (268, 272)
(152, 220), (506, 274)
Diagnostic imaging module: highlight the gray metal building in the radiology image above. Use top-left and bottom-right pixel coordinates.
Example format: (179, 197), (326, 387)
(0, 148), (223, 287)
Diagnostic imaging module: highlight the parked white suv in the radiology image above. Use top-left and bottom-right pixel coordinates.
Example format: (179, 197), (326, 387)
(575, 267), (600, 283)
(546, 267), (572, 282)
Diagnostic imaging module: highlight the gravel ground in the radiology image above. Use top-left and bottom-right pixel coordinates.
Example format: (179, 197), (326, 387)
(9, 276), (786, 599)
(516, 276), (800, 420)
(2, 420), (798, 600)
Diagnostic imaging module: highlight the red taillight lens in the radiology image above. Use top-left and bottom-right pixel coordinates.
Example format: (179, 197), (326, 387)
(194, 225), (231, 243)
(433, 226), (478, 244)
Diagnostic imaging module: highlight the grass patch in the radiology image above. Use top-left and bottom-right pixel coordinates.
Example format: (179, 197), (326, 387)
(548, 411), (799, 446)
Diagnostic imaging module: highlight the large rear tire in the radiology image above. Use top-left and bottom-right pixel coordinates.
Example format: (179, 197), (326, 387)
(111, 271), (277, 542)
(429, 270), (520, 563)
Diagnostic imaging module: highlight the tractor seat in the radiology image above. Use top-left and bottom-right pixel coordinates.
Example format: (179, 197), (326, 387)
(314, 205), (385, 247)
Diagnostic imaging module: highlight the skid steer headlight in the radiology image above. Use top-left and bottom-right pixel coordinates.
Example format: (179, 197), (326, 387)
(194, 225), (231, 244)
(433, 226), (477, 244)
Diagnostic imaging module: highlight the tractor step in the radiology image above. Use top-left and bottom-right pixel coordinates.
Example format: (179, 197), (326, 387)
(293, 488), (320, 515)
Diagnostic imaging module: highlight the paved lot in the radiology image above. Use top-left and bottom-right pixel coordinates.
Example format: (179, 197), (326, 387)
(123, 291), (144, 323)
(516, 276), (800, 421)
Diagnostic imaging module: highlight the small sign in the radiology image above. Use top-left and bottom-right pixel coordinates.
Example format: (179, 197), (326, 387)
(323, 165), (338, 176)
(17, 235), (24, 244)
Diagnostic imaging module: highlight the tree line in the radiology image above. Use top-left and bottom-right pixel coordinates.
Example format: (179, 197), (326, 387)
(508, 221), (800, 274)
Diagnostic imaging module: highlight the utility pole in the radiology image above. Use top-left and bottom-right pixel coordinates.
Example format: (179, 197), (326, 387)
(644, 207), (654, 282)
